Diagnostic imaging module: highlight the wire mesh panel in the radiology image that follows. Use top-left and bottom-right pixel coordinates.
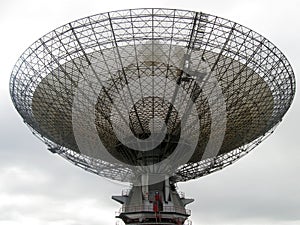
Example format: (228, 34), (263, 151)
(10, 8), (295, 183)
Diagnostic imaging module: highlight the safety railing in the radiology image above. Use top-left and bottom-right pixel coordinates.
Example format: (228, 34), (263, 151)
(178, 191), (186, 199)
(184, 219), (192, 225)
(116, 205), (191, 216)
(121, 189), (131, 196)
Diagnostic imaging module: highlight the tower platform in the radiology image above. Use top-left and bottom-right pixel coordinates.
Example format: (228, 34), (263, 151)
(113, 177), (193, 225)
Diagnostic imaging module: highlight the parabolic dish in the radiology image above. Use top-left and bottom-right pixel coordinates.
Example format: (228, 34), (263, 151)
(10, 8), (295, 183)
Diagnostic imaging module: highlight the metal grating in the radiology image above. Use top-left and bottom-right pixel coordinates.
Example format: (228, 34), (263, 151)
(10, 8), (295, 182)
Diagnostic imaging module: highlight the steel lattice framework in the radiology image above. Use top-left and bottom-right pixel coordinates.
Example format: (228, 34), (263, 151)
(10, 8), (295, 183)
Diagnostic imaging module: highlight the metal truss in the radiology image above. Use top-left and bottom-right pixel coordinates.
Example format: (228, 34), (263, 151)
(10, 8), (295, 183)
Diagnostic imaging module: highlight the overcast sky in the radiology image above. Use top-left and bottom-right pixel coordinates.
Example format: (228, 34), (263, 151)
(0, 0), (300, 225)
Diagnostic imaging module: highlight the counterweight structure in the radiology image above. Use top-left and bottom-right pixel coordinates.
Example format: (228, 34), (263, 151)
(10, 8), (295, 225)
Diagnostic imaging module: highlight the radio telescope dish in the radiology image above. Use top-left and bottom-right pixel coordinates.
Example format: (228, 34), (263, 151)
(10, 8), (295, 225)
